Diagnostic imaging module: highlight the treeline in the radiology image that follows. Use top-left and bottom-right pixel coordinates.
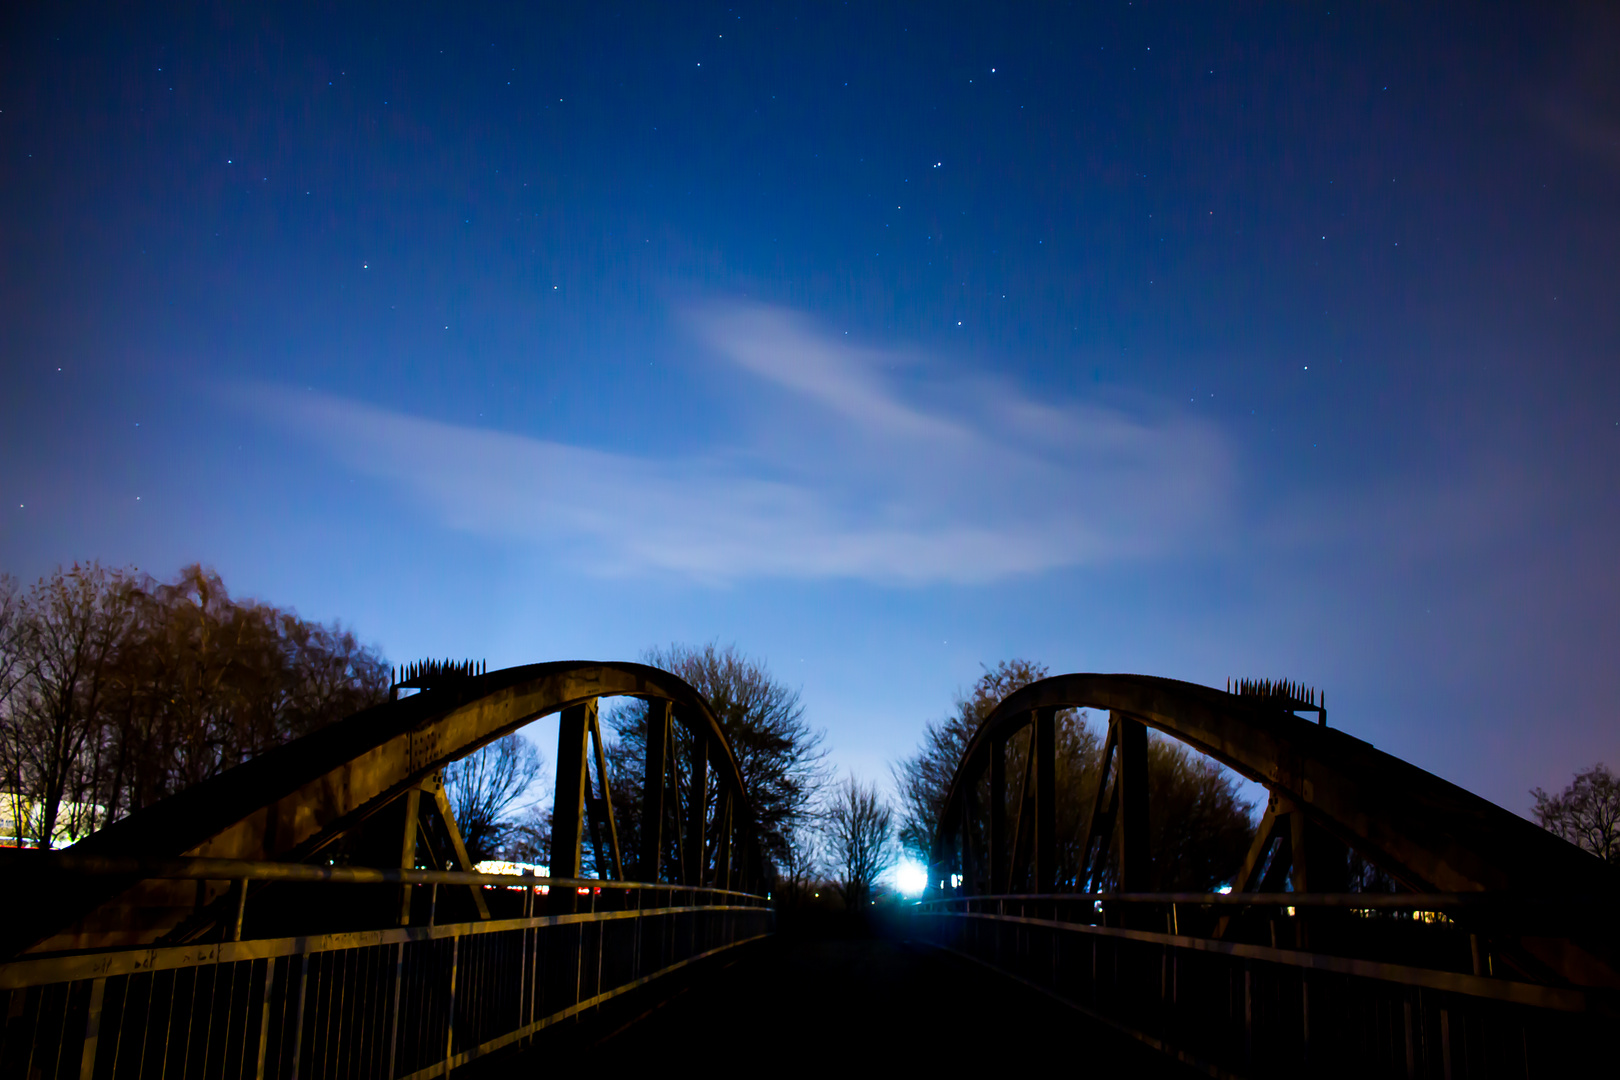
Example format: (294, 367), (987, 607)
(0, 563), (389, 848)
(892, 660), (1255, 892)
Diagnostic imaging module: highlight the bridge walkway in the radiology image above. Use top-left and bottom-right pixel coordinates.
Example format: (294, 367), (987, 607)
(514, 927), (1199, 1074)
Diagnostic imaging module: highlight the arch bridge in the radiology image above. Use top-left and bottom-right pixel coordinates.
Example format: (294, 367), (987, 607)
(0, 661), (770, 1080)
(1, 666), (1615, 1079)
(920, 673), (1617, 1078)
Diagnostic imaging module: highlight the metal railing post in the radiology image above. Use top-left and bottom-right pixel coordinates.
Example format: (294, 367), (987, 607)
(287, 952), (310, 1080)
(77, 977), (106, 1080)
(254, 957), (276, 1080)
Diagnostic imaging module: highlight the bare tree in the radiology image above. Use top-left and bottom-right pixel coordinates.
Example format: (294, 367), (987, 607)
(1533, 764), (1620, 864)
(774, 823), (823, 906)
(825, 775), (894, 908)
(0, 563), (389, 846)
(444, 734), (547, 863)
(892, 659), (1053, 857)
(501, 803), (554, 866)
(4, 565), (139, 847)
(103, 565), (389, 821)
(0, 575), (28, 844)
(604, 642), (829, 875)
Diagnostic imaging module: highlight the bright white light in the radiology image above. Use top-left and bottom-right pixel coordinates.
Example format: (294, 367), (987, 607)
(895, 860), (929, 896)
(1216, 884), (1233, 895)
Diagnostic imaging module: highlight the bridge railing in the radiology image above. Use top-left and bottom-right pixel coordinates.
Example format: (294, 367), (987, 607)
(912, 891), (1610, 1079)
(0, 856), (772, 1080)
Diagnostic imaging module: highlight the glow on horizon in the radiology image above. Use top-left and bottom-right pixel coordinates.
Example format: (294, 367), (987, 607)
(895, 859), (929, 896)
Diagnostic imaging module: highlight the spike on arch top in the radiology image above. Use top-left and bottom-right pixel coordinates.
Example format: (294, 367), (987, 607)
(391, 657), (488, 698)
(1228, 675), (1325, 726)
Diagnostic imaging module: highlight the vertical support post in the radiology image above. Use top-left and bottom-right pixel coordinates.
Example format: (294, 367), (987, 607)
(398, 788), (421, 926)
(78, 977), (106, 1080)
(1114, 712), (1150, 893)
(640, 700), (671, 882)
(1289, 810), (1347, 949)
(989, 733), (1008, 894)
(685, 728), (709, 886)
(1034, 708), (1056, 893)
(551, 701), (592, 884)
(1289, 812), (1348, 894)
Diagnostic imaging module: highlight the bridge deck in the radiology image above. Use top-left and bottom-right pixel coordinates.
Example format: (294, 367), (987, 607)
(519, 927), (1200, 1072)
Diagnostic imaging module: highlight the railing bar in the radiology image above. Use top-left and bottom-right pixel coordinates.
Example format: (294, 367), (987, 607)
(916, 909), (1596, 1013)
(386, 942), (403, 1080)
(0, 851), (768, 899)
(365, 944), (381, 1079)
(323, 948), (344, 1080)
(443, 935), (459, 1071)
(254, 957), (275, 1080)
(211, 955), (234, 1080)
(0, 904), (770, 992)
(286, 953), (309, 1080)
(155, 967), (181, 1080)
(46, 977), (72, 1080)
(391, 930), (771, 1080)
(0, 900), (768, 1080)
(77, 976), (107, 1080)
(914, 891), (1608, 910)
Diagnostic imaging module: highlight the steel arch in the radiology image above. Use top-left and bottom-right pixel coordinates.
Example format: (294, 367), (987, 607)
(7, 661), (759, 958)
(928, 672), (1620, 987)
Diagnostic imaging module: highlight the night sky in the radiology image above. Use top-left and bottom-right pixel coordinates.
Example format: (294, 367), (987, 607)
(4, 3), (1618, 816)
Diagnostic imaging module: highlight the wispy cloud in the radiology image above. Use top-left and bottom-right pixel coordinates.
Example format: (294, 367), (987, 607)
(256, 303), (1234, 583)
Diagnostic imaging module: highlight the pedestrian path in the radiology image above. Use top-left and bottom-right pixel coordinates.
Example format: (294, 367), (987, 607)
(511, 928), (1199, 1074)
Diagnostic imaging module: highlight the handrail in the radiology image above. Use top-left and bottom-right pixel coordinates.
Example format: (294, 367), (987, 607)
(0, 849), (770, 900)
(916, 890), (1618, 910)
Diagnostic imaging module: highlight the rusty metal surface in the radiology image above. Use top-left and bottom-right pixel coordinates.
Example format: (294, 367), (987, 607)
(5, 662), (757, 958)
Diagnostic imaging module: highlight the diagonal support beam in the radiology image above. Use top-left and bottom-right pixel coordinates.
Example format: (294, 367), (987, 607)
(1214, 795), (1291, 940)
(1077, 720), (1119, 892)
(427, 778), (490, 920)
(587, 704), (623, 880)
(1006, 725), (1037, 893)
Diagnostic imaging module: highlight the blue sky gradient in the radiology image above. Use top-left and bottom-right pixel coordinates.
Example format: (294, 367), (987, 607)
(4, 2), (1619, 813)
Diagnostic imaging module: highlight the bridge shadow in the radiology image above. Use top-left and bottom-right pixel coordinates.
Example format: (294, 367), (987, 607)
(495, 916), (1200, 1074)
